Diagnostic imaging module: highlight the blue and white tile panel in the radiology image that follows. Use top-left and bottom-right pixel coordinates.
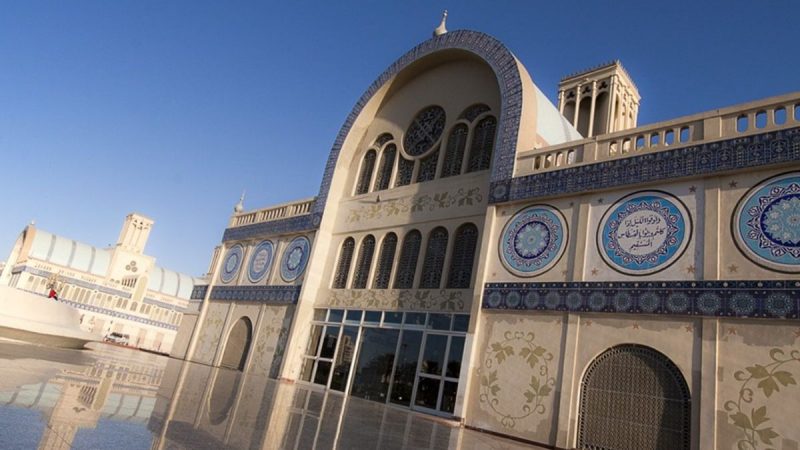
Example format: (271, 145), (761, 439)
(190, 285), (208, 300)
(209, 284), (301, 304)
(60, 299), (178, 331)
(490, 127), (800, 204)
(221, 214), (316, 243)
(483, 280), (800, 319)
(17, 265), (132, 298)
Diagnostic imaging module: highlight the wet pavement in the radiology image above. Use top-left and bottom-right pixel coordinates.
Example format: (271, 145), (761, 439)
(0, 339), (544, 449)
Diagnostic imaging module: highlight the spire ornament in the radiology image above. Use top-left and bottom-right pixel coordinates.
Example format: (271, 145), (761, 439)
(234, 191), (246, 213)
(433, 10), (448, 37)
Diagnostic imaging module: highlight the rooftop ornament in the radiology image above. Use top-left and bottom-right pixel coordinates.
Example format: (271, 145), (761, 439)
(234, 191), (246, 213)
(433, 10), (448, 37)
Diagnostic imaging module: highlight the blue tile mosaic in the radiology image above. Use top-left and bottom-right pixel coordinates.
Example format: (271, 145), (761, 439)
(190, 284), (208, 300)
(209, 284), (301, 304)
(221, 214), (315, 243)
(314, 30), (523, 217)
(59, 298), (178, 331)
(499, 205), (568, 277)
(482, 280), (800, 319)
(490, 127), (800, 204)
(17, 266), (132, 298)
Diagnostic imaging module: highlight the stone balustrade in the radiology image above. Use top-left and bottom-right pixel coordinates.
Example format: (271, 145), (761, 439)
(228, 197), (316, 228)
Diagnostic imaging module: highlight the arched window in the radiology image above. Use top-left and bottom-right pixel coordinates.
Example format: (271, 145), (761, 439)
(441, 124), (468, 178)
(355, 150), (377, 195)
(395, 156), (414, 187)
(352, 235), (376, 289)
(393, 230), (421, 289)
(419, 227), (449, 289)
(447, 223), (478, 288)
(467, 116), (496, 172)
(332, 238), (355, 289)
(373, 233), (397, 289)
(416, 148), (439, 182)
(460, 104), (490, 122)
(373, 144), (396, 191)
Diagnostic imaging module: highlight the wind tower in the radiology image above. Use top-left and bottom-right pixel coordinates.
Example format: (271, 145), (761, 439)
(558, 61), (640, 137)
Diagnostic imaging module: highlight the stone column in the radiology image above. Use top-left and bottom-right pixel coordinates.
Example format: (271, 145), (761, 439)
(573, 84), (582, 126)
(588, 80), (598, 137)
(558, 89), (565, 114)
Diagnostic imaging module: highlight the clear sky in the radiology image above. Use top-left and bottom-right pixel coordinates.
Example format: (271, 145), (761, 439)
(1, 1), (798, 277)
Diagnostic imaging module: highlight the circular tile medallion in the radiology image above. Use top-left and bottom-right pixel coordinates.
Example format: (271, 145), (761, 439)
(499, 204), (568, 277)
(598, 191), (692, 275)
(247, 240), (274, 283)
(280, 236), (311, 282)
(220, 245), (244, 283)
(733, 172), (800, 272)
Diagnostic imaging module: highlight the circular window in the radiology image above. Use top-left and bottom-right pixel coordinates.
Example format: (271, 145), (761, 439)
(220, 245), (244, 283)
(280, 236), (311, 282)
(247, 240), (274, 283)
(403, 105), (446, 157)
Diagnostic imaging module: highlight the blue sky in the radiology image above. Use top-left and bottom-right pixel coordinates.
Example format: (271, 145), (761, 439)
(1, 1), (797, 276)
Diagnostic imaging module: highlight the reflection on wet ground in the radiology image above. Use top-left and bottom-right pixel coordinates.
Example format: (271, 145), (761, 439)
(0, 340), (542, 449)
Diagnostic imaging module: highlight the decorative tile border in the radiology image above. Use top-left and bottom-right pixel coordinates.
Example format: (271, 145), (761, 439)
(18, 265), (132, 298)
(490, 127), (800, 204)
(190, 284), (208, 300)
(222, 214), (315, 243)
(60, 298), (178, 330)
(322, 288), (471, 313)
(143, 297), (185, 312)
(482, 280), (800, 319)
(315, 30), (523, 216)
(209, 285), (301, 304)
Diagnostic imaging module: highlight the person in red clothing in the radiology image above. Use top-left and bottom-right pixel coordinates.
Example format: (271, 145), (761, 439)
(48, 287), (59, 301)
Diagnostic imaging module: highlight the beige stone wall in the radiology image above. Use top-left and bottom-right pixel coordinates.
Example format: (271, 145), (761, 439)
(191, 301), (229, 365)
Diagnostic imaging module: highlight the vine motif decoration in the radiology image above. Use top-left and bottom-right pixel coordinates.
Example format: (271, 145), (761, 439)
(479, 330), (555, 428)
(724, 348), (800, 449)
(345, 187), (483, 223)
(326, 289), (467, 312)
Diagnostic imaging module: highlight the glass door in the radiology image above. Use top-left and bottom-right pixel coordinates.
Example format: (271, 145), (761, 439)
(350, 328), (400, 402)
(412, 333), (464, 414)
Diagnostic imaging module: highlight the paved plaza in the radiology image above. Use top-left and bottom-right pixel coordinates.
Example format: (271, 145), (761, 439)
(0, 339), (542, 449)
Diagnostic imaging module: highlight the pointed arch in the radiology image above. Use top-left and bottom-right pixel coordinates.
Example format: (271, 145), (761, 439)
(352, 235), (376, 289)
(332, 237), (355, 289)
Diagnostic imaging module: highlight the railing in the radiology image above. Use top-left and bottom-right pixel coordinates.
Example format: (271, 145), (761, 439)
(228, 197), (316, 227)
(516, 92), (800, 176)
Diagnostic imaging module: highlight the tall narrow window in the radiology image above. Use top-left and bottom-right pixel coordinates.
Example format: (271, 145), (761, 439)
(373, 144), (396, 191)
(447, 223), (478, 288)
(467, 116), (497, 172)
(373, 233), (397, 289)
(395, 156), (414, 187)
(416, 148), (439, 182)
(393, 230), (421, 289)
(355, 150), (377, 195)
(333, 238), (355, 288)
(352, 235), (376, 289)
(420, 227), (449, 289)
(441, 124), (468, 178)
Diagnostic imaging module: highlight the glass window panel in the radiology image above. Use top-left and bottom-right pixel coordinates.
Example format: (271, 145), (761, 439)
(313, 309), (326, 321)
(352, 235), (375, 289)
(328, 309), (344, 323)
(345, 310), (363, 323)
(330, 326), (359, 392)
(332, 239), (355, 289)
(390, 330), (423, 406)
(395, 156), (414, 187)
(415, 148), (439, 183)
(404, 313), (426, 327)
(393, 230), (421, 289)
(440, 381), (458, 413)
(313, 360), (332, 386)
(446, 223), (478, 289)
(355, 150), (376, 195)
(319, 326), (340, 359)
(350, 328), (400, 403)
(374, 144), (396, 191)
(384, 312), (403, 324)
(441, 124), (468, 178)
(427, 313), (451, 330)
(414, 377), (441, 410)
(419, 227), (448, 289)
(452, 315), (470, 332)
(300, 358), (314, 382)
(364, 311), (381, 323)
(420, 334), (447, 375)
(372, 233), (397, 289)
(306, 325), (323, 356)
(467, 116), (496, 172)
(446, 336), (465, 378)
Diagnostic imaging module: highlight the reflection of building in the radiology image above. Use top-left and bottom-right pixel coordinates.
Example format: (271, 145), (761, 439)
(0, 346), (166, 449)
(174, 18), (800, 450)
(0, 213), (199, 353)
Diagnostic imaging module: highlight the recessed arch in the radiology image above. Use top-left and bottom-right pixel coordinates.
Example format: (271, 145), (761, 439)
(219, 316), (253, 371)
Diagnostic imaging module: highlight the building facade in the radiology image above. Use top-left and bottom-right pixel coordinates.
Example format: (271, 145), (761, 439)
(175, 28), (800, 449)
(0, 213), (198, 354)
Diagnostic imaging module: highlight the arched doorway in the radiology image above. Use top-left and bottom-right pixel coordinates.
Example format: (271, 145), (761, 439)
(220, 317), (252, 371)
(578, 344), (690, 450)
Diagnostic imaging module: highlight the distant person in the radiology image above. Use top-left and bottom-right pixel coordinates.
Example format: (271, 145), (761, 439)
(48, 288), (59, 301)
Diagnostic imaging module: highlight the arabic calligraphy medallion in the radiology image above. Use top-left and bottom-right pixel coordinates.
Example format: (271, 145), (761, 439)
(247, 240), (274, 283)
(734, 172), (800, 272)
(500, 204), (568, 276)
(280, 236), (311, 282)
(598, 191), (691, 275)
(220, 244), (244, 283)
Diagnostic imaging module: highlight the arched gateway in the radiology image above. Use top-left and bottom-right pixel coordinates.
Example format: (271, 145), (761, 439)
(219, 317), (253, 371)
(578, 344), (691, 450)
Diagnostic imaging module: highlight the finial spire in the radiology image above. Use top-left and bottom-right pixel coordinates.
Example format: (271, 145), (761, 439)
(433, 10), (448, 37)
(234, 190), (246, 213)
